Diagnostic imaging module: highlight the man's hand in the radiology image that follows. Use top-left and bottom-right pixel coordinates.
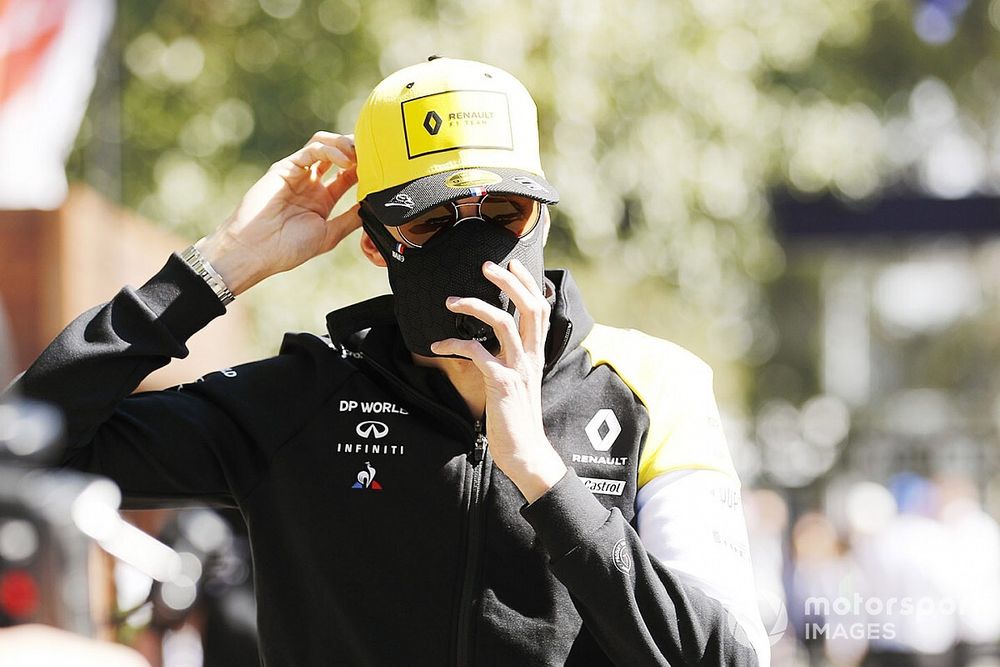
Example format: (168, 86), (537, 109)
(430, 260), (567, 503)
(197, 131), (361, 295)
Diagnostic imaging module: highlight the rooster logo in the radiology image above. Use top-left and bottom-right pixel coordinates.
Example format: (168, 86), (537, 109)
(352, 461), (382, 490)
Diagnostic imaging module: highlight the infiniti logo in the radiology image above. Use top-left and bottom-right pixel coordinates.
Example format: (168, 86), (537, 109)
(356, 420), (389, 439)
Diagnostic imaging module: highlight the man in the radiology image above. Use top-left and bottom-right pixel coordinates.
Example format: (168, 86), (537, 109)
(8, 57), (769, 665)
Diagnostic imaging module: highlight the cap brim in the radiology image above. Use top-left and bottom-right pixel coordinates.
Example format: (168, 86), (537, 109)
(362, 167), (559, 226)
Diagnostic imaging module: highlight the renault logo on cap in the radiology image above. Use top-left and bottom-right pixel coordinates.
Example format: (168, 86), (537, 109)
(423, 110), (442, 135)
(400, 90), (513, 159)
(356, 421), (389, 439)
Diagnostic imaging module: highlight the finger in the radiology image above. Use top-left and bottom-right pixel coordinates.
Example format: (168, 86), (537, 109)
(326, 164), (358, 202)
(306, 159), (332, 184)
(506, 258), (543, 297)
(482, 260), (549, 353)
(445, 296), (522, 360)
(308, 131), (357, 161)
(285, 142), (353, 172)
(430, 338), (505, 375)
(481, 261), (537, 345)
(507, 257), (551, 339)
(321, 203), (362, 252)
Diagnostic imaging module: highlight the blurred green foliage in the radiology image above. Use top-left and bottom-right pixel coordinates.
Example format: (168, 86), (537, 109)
(66, 0), (1000, 407)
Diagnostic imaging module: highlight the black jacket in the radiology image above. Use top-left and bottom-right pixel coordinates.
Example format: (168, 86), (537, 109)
(11, 254), (766, 665)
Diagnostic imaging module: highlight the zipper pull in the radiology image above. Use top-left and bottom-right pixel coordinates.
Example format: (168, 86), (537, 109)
(470, 420), (488, 465)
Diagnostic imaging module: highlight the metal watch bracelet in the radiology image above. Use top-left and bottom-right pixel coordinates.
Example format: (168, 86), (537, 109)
(180, 243), (236, 307)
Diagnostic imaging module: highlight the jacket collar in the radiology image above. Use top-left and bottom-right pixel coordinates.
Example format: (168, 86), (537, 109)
(324, 269), (595, 375)
(539, 269), (594, 372)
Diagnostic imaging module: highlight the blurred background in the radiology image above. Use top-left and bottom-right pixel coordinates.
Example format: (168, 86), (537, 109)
(3, 0), (1000, 665)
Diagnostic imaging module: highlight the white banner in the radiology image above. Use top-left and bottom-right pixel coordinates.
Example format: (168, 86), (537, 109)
(0, 0), (114, 210)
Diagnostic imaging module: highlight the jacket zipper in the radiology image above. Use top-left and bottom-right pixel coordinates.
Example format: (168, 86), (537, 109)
(361, 355), (492, 664)
(456, 420), (489, 665)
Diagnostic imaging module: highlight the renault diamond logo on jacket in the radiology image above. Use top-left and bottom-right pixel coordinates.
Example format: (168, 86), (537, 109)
(356, 420), (389, 439)
(352, 461), (382, 490)
(585, 409), (621, 451)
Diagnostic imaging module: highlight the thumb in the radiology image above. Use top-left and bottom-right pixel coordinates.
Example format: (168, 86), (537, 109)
(322, 203), (362, 252)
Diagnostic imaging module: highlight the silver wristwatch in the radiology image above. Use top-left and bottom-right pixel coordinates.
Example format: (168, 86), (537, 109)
(180, 243), (236, 307)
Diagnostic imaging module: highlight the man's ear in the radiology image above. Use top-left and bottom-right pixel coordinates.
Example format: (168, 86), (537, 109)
(360, 230), (388, 268)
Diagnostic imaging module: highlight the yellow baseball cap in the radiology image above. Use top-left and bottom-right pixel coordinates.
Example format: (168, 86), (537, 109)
(354, 56), (559, 226)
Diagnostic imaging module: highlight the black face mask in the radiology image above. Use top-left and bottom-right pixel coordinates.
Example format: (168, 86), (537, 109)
(360, 204), (546, 357)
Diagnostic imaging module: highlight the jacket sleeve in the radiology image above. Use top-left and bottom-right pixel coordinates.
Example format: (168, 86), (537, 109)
(521, 325), (769, 666)
(6, 254), (281, 508)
